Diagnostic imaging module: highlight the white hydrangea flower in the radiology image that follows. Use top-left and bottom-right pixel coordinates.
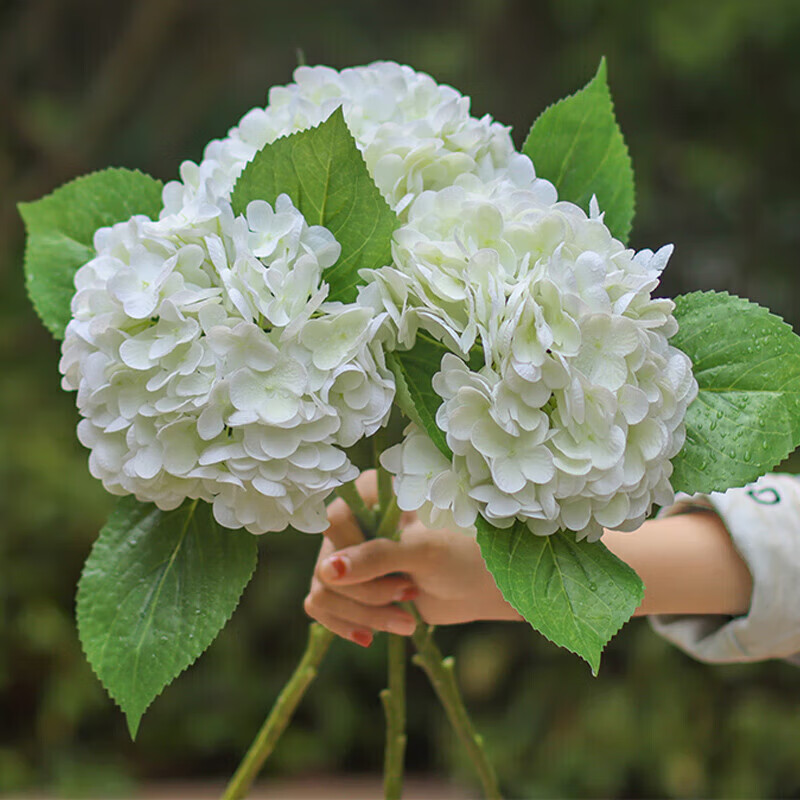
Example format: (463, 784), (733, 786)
(382, 427), (479, 532)
(61, 59), (698, 548)
(61, 194), (395, 534)
(161, 61), (530, 217)
(379, 182), (698, 541)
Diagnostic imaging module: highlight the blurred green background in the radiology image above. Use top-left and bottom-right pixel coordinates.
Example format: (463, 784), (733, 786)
(2, 0), (800, 797)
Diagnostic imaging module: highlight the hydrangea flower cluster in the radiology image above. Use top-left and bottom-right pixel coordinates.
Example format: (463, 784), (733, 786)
(61, 60), (522, 536)
(377, 181), (698, 541)
(162, 61), (528, 217)
(60, 59), (698, 544)
(60, 194), (394, 534)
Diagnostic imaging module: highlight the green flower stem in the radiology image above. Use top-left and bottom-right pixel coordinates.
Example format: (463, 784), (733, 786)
(377, 461), (394, 515)
(375, 494), (401, 540)
(374, 461), (408, 800)
(380, 632), (407, 800)
(337, 480), (377, 532)
(372, 460), (499, 799)
(220, 623), (334, 800)
(220, 466), (499, 800)
(409, 607), (502, 800)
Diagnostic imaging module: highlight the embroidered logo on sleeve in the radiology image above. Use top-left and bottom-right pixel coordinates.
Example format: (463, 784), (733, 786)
(747, 487), (781, 505)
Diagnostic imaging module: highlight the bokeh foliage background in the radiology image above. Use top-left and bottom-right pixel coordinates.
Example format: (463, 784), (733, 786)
(2, 0), (800, 797)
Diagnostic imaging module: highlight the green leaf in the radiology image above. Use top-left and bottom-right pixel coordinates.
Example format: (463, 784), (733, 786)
(523, 58), (635, 244)
(670, 291), (800, 495)
(19, 168), (164, 339)
(476, 519), (644, 675)
(230, 106), (398, 303)
(387, 334), (484, 460)
(76, 497), (257, 738)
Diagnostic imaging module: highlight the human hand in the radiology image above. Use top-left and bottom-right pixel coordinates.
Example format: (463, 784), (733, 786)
(303, 470), (523, 647)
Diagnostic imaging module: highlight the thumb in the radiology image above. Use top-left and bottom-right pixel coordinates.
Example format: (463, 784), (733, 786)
(323, 497), (365, 550)
(316, 538), (418, 585)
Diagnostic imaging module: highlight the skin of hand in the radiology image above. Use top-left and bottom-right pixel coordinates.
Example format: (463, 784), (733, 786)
(304, 471), (754, 646)
(303, 471), (523, 648)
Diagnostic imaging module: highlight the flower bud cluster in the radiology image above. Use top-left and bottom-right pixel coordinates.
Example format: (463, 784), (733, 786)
(60, 195), (394, 533)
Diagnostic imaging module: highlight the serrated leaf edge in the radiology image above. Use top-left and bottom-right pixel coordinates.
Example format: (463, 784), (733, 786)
(75, 500), (258, 738)
(19, 167), (164, 339)
(671, 289), (800, 494)
(230, 106), (397, 303)
(17, 167), (163, 228)
(523, 56), (635, 244)
(476, 521), (643, 676)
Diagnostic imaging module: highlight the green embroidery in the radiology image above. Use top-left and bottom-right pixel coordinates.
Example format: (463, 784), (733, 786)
(747, 487), (781, 505)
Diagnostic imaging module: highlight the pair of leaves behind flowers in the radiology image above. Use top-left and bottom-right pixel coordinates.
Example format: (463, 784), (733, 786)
(20, 62), (800, 729)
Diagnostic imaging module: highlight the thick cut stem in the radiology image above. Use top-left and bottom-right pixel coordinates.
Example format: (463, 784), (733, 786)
(409, 608), (502, 800)
(373, 462), (499, 799)
(380, 633), (407, 800)
(220, 624), (334, 800)
(222, 466), (499, 800)
(374, 462), (408, 800)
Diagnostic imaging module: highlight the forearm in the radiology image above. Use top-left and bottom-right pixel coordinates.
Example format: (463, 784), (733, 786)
(601, 512), (753, 617)
(317, 475), (800, 663)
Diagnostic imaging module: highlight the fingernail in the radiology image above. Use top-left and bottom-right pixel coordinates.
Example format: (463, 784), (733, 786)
(351, 630), (373, 648)
(321, 555), (349, 581)
(397, 586), (419, 602)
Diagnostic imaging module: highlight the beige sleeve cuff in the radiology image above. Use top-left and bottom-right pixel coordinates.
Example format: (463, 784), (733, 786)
(648, 473), (800, 665)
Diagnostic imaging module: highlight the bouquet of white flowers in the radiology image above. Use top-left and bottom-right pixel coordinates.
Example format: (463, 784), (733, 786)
(20, 60), (800, 799)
